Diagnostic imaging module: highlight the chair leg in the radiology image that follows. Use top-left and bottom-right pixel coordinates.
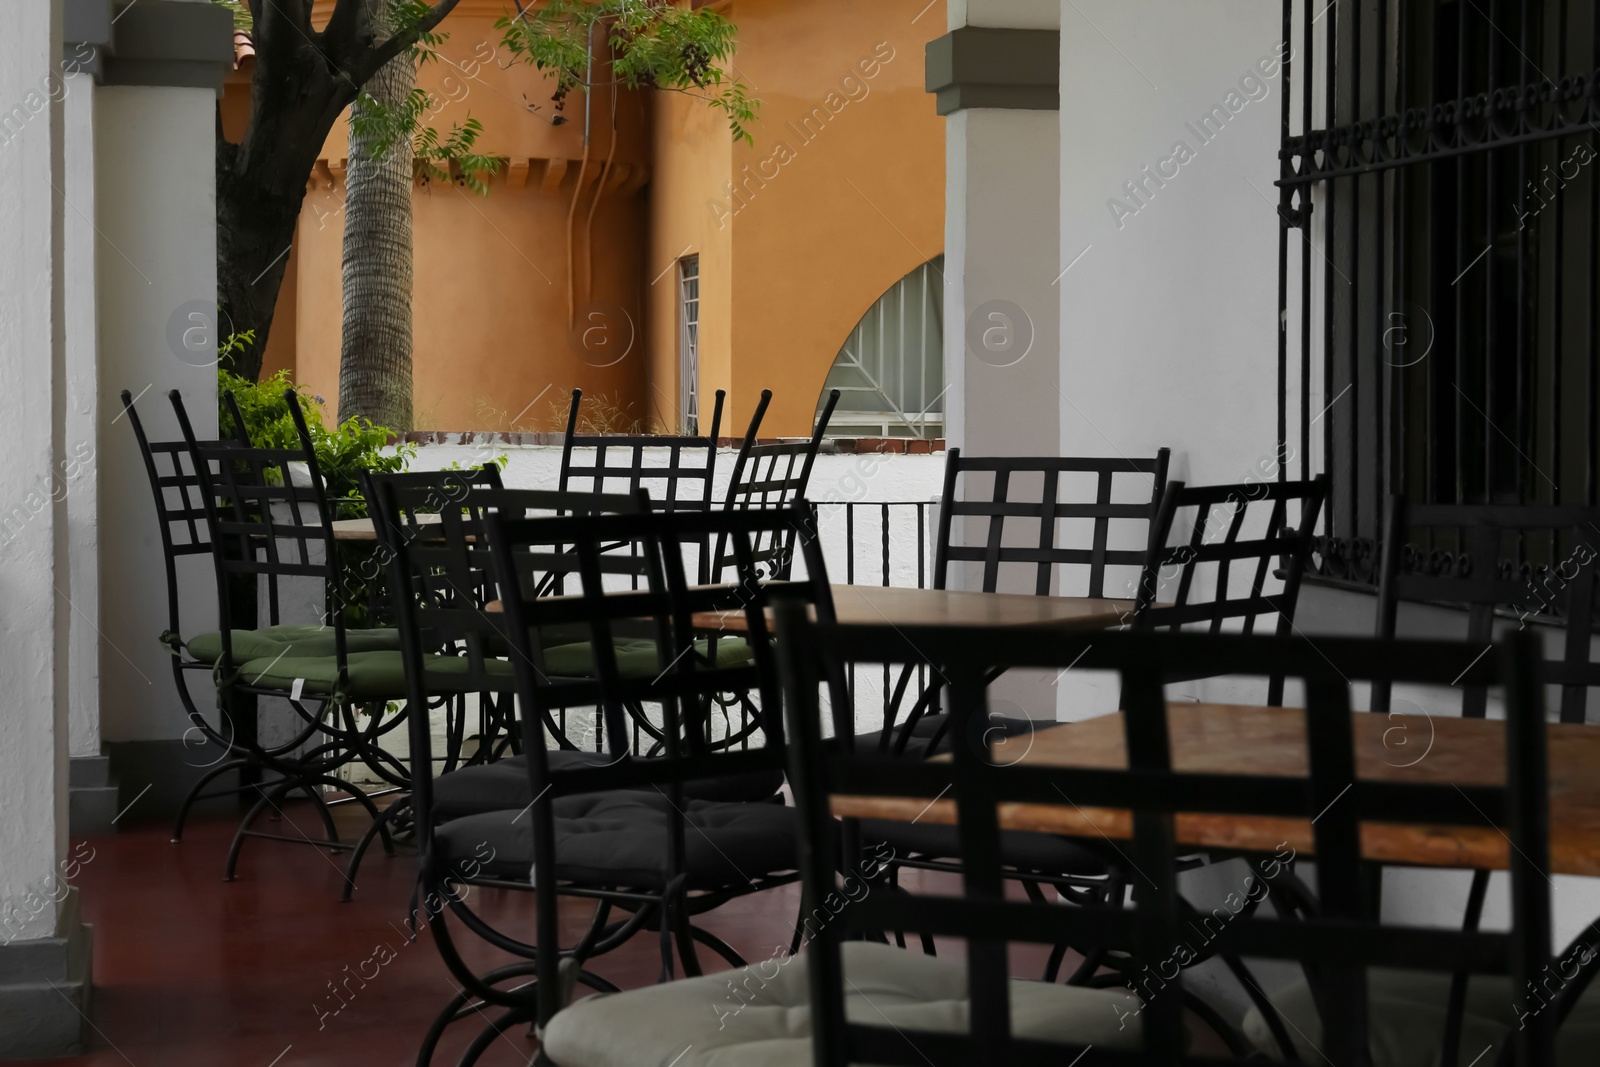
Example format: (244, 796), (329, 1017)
(687, 924), (746, 969)
(455, 1004), (534, 1067)
(656, 899), (675, 984)
(670, 913), (701, 976)
(224, 781), (293, 882)
(298, 781), (341, 842)
(1440, 869), (1492, 1067)
(171, 759), (255, 842)
(339, 796), (409, 902)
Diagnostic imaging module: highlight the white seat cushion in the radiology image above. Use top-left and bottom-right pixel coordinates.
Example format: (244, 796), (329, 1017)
(543, 940), (1146, 1067)
(1241, 968), (1600, 1065)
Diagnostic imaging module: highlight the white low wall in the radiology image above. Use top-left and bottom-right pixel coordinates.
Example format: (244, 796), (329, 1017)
(400, 441), (950, 591)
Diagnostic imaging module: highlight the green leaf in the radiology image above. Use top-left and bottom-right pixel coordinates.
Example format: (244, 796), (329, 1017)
(213, 0), (251, 34)
(498, 0), (760, 144)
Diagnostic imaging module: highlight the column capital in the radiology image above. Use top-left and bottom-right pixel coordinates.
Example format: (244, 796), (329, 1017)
(64, 0), (112, 79)
(925, 26), (1059, 116)
(101, 0), (235, 95)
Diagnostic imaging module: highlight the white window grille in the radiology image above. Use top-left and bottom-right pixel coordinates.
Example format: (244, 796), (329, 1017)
(816, 255), (944, 438)
(678, 256), (700, 435)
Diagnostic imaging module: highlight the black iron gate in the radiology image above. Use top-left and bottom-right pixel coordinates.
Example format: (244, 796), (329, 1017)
(1277, 0), (1600, 583)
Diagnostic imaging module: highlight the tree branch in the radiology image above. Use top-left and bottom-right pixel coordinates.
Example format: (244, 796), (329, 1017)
(254, 0), (314, 64)
(322, 0), (366, 57)
(346, 0), (462, 85)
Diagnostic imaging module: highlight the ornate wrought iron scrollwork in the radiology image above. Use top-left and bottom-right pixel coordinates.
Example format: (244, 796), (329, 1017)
(1310, 534), (1379, 585)
(1281, 71), (1599, 187)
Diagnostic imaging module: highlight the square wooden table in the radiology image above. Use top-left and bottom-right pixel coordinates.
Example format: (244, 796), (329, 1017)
(831, 703), (1600, 877)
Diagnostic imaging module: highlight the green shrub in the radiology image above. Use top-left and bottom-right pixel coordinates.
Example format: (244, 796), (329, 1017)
(218, 368), (415, 519)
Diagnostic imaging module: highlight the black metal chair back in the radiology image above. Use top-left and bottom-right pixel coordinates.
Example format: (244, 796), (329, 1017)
(1132, 475), (1328, 705)
(776, 616), (1553, 1066)
(711, 387), (840, 581)
(558, 385), (729, 511)
(560, 386), (742, 584)
(123, 389), (238, 653)
(1376, 496), (1600, 723)
(484, 502), (837, 1032)
(933, 448), (1171, 597)
(175, 387), (343, 676)
(369, 473), (645, 848)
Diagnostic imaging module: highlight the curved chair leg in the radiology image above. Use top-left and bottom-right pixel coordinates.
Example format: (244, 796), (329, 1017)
(225, 775), (393, 882)
(656, 900), (674, 984)
(225, 781), (295, 882)
(294, 781), (341, 843)
(414, 963), (616, 1067)
(317, 776), (396, 856)
(417, 982), (488, 1067)
(455, 1004), (534, 1067)
(687, 923), (746, 970)
(339, 796), (409, 902)
(171, 759), (255, 842)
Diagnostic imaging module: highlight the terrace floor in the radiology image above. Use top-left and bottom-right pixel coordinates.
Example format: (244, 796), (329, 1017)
(24, 801), (1209, 1066)
(20, 803), (811, 1067)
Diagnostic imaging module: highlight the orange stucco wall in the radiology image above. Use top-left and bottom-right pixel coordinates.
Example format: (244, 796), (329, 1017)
(229, 0), (944, 435)
(648, 0), (947, 437)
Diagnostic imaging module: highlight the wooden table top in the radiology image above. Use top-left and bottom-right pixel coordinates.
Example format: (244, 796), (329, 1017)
(692, 584), (1137, 634)
(331, 513), (443, 542)
(832, 703), (1600, 877)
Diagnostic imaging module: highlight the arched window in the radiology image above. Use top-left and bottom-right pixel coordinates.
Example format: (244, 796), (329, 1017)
(815, 255), (943, 438)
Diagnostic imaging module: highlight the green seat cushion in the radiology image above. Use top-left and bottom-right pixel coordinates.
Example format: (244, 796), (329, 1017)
(186, 624), (400, 665)
(541, 637), (754, 679)
(234, 650), (513, 701)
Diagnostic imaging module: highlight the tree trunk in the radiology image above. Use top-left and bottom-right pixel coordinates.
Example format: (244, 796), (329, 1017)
(338, 0), (415, 431)
(217, 156), (304, 380)
(213, 0), (463, 383)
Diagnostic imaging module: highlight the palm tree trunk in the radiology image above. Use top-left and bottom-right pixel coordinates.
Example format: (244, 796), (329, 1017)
(338, 0), (415, 430)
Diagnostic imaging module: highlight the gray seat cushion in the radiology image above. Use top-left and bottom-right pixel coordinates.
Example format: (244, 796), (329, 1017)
(1241, 967), (1600, 1064)
(543, 940), (1146, 1067)
(433, 792), (798, 891)
(851, 713), (1106, 877)
(859, 818), (1112, 877)
(431, 754), (784, 819)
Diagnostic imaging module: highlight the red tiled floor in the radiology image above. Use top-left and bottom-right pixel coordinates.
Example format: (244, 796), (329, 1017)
(19, 803), (812, 1067)
(21, 802), (1141, 1066)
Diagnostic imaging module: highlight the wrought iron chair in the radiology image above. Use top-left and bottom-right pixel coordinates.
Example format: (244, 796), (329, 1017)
(559, 386), (743, 585)
(325, 465), (529, 898)
(851, 448), (1172, 977)
(175, 387), (409, 882)
(1373, 496), (1600, 1064)
(411, 503), (837, 1064)
(878, 447), (1173, 754)
(710, 387), (841, 582)
(122, 388), (317, 840)
(1374, 496), (1600, 722)
(538, 620), (1555, 1066)
(1130, 475), (1331, 706)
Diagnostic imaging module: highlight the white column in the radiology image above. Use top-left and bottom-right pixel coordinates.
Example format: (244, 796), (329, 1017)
(0, 0), (69, 946)
(938, 1), (1063, 722)
(63, 69), (100, 760)
(942, 1), (1061, 461)
(95, 82), (220, 744)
